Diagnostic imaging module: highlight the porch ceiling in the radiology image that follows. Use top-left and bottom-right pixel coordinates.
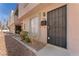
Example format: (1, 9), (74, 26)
(18, 3), (65, 21)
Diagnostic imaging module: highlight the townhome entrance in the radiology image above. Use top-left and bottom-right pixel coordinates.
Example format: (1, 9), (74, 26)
(47, 5), (67, 48)
(30, 16), (40, 40)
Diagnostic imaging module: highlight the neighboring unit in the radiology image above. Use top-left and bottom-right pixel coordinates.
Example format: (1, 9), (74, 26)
(8, 6), (21, 34)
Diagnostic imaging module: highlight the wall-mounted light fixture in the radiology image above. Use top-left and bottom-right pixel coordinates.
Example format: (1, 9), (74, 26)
(41, 12), (47, 26)
(43, 12), (46, 17)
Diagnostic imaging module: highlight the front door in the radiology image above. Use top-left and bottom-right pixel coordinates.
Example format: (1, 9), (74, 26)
(47, 5), (67, 48)
(30, 17), (40, 40)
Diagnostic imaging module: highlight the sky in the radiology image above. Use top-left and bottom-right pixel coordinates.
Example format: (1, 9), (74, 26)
(0, 3), (17, 24)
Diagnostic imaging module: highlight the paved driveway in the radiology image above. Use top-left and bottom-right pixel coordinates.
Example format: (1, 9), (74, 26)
(5, 32), (35, 56)
(0, 32), (35, 56)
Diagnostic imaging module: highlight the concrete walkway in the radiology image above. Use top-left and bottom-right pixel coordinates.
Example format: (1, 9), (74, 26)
(0, 31), (70, 56)
(37, 44), (70, 56)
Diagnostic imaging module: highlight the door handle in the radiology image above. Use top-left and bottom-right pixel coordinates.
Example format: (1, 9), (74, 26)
(48, 37), (50, 40)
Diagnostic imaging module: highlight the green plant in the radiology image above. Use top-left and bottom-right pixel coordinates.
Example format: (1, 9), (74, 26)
(16, 30), (20, 34)
(20, 31), (31, 43)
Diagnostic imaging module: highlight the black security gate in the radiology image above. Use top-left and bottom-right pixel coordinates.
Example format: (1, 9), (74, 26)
(47, 5), (67, 48)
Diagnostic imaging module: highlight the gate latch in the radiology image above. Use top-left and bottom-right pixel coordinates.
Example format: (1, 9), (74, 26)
(48, 37), (50, 40)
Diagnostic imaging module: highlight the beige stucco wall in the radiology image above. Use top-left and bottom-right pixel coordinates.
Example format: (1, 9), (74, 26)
(67, 4), (79, 55)
(9, 24), (15, 33)
(18, 3), (39, 19)
(8, 10), (15, 33)
(19, 3), (66, 44)
(22, 18), (30, 32)
(19, 3), (79, 55)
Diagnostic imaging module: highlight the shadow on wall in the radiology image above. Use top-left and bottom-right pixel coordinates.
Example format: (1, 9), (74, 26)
(4, 32), (35, 56)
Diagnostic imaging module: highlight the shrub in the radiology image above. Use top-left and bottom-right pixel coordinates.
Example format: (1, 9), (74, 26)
(20, 31), (31, 43)
(16, 30), (20, 34)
